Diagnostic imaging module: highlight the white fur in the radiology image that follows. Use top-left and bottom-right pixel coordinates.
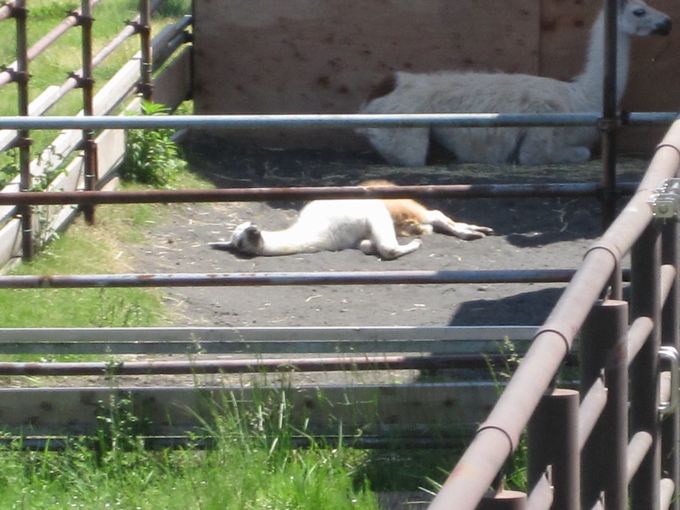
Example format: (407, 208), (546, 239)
(358, 0), (671, 166)
(211, 199), (422, 260)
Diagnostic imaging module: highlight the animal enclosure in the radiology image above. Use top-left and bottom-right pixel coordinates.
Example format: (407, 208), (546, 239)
(1, 0), (680, 509)
(192, 0), (680, 154)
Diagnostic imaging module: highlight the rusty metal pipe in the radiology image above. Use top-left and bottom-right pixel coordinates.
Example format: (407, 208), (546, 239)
(0, 269), (577, 289)
(526, 475), (553, 510)
(427, 121), (680, 510)
(630, 224), (662, 510)
(0, 1), (15, 21)
(55, 0), (165, 101)
(0, 0), (103, 89)
(14, 0), (32, 260)
(600, 0), (619, 226)
(627, 431), (654, 484)
(627, 316), (655, 367)
(0, 182), (638, 207)
(528, 389), (580, 510)
(0, 353), (515, 376)
(660, 221), (679, 510)
(660, 264), (677, 308)
(578, 378), (608, 451)
(138, 0), (153, 101)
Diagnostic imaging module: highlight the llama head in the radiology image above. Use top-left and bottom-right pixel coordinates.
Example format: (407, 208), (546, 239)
(227, 222), (264, 255)
(618, 0), (672, 36)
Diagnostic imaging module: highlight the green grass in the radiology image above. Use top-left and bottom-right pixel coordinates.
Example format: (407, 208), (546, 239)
(0, 394), (382, 510)
(0, 203), (165, 329)
(0, 164), (212, 329)
(0, 4), (467, 504)
(0, 0), (192, 172)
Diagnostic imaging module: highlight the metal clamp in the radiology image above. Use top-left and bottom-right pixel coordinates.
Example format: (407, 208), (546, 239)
(658, 346), (679, 416)
(648, 178), (680, 220)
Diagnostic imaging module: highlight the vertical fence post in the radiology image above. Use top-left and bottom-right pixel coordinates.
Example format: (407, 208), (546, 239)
(630, 224), (662, 510)
(528, 389), (580, 510)
(580, 299), (628, 510)
(138, 0), (153, 102)
(478, 490), (527, 510)
(661, 220), (679, 510)
(79, 0), (97, 225)
(13, 0), (32, 260)
(600, 0), (618, 228)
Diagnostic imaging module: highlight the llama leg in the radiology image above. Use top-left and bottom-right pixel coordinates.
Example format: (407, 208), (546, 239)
(367, 209), (423, 259)
(359, 239), (376, 255)
(360, 237), (420, 259)
(518, 130), (592, 165)
(425, 210), (493, 240)
(519, 144), (591, 165)
(363, 127), (430, 166)
(375, 238), (422, 260)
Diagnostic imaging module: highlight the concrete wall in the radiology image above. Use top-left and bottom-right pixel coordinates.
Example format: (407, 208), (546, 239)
(192, 0), (680, 155)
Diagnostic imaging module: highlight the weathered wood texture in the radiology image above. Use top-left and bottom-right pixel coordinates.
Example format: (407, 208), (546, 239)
(0, 383), (499, 439)
(192, 0), (679, 154)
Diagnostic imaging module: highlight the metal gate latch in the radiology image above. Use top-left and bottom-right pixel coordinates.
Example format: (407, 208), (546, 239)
(649, 178), (680, 220)
(658, 346), (679, 416)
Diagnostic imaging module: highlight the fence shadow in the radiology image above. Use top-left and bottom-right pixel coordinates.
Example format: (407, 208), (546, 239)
(448, 287), (565, 326)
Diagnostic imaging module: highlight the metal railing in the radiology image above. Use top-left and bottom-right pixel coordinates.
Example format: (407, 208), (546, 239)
(1, 1), (680, 508)
(428, 121), (680, 510)
(0, 0), (162, 259)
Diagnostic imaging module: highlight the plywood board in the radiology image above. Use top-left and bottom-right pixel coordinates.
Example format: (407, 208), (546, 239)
(539, 0), (680, 155)
(0, 383), (499, 438)
(193, 0), (539, 148)
(154, 47), (192, 109)
(193, 0), (680, 154)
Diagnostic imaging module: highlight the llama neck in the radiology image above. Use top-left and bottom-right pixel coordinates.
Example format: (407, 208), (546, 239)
(257, 227), (321, 256)
(574, 11), (631, 109)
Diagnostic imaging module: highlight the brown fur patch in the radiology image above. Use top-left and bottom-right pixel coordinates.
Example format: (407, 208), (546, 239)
(366, 74), (397, 101)
(359, 180), (430, 236)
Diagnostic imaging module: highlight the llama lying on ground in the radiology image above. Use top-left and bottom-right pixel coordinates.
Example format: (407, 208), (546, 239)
(210, 180), (492, 259)
(358, 0), (671, 166)
(360, 179), (493, 240)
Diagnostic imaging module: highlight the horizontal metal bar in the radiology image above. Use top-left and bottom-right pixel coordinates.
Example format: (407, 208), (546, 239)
(0, 325), (537, 355)
(578, 377), (608, 451)
(0, 434), (466, 451)
(0, 112), (674, 131)
(0, 353), (519, 376)
(0, 325), (537, 342)
(0, 183), (636, 207)
(627, 316), (655, 366)
(0, 269), (577, 289)
(627, 431), (654, 484)
(660, 478), (675, 510)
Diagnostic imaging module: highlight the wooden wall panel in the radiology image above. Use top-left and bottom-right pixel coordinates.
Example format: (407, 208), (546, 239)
(539, 0), (680, 155)
(193, 0), (539, 148)
(193, 0), (679, 154)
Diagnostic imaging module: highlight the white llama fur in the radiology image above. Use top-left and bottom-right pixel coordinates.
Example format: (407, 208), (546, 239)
(358, 0), (671, 166)
(210, 181), (492, 259)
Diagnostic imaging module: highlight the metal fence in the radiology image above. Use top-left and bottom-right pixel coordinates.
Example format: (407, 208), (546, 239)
(2, 1), (680, 509)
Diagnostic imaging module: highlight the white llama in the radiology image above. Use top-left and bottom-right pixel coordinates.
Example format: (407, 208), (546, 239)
(210, 183), (492, 259)
(358, 0), (671, 166)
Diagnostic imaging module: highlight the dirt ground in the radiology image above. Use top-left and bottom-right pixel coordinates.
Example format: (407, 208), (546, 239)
(128, 134), (647, 329)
